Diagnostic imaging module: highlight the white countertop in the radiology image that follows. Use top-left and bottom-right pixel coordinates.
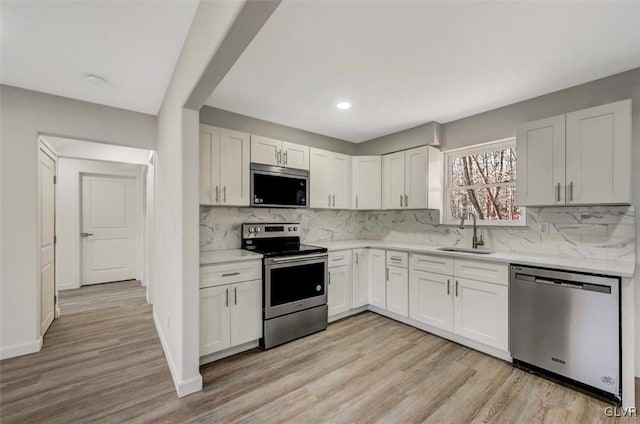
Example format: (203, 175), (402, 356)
(200, 249), (263, 266)
(314, 240), (635, 278)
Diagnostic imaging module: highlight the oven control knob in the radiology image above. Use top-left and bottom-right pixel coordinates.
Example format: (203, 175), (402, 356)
(293, 226), (298, 231)
(316, 285), (321, 291)
(255, 227), (261, 233)
(248, 227), (254, 233)
(288, 226), (292, 231)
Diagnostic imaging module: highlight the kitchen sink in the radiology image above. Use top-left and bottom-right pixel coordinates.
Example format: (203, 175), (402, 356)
(437, 247), (495, 254)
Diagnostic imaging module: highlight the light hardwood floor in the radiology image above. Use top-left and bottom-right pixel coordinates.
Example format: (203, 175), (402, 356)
(0, 281), (637, 423)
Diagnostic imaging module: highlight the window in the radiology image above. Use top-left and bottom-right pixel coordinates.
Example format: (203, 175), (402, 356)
(444, 138), (524, 226)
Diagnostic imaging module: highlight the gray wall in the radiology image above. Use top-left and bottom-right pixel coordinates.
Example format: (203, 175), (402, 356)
(200, 106), (357, 155)
(0, 84), (156, 357)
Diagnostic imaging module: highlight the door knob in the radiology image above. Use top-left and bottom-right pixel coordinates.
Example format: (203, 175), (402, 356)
(81, 232), (94, 238)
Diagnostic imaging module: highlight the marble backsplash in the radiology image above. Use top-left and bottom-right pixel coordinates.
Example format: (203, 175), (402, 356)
(200, 206), (635, 262)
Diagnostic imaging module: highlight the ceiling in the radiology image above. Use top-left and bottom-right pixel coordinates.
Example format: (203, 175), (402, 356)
(206, 1), (640, 142)
(1, 0), (199, 115)
(45, 136), (152, 165)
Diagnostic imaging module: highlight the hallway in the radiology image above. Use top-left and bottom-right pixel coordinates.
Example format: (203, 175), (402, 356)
(0, 281), (176, 423)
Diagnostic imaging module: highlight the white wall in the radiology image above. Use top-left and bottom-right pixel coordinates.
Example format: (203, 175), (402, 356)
(0, 84), (155, 360)
(153, 0), (246, 397)
(56, 158), (145, 291)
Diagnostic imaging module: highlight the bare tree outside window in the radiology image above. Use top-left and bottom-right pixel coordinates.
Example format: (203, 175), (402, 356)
(446, 140), (523, 224)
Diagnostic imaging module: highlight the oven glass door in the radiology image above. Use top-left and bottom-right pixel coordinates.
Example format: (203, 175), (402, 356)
(265, 256), (327, 319)
(252, 171), (307, 207)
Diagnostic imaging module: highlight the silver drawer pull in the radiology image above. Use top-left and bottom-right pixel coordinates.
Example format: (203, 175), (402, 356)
(390, 257), (402, 261)
(222, 272), (240, 277)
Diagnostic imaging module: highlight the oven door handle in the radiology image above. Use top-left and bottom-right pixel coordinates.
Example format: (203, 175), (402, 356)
(266, 253), (328, 264)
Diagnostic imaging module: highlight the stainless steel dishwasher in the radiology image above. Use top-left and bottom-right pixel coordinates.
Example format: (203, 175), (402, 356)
(510, 265), (620, 402)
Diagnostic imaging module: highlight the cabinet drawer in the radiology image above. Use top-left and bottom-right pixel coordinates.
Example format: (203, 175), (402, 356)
(200, 260), (262, 288)
(410, 253), (453, 276)
(329, 250), (352, 268)
(386, 251), (408, 268)
(453, 259), (508, 286)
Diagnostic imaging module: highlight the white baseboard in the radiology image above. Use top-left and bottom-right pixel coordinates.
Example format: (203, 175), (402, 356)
(328, 305), (368, 323)
(200, 340), (259, 366)
(153, 311), (203, 398)
(57, 282), (78, 291)
(0, 337), (43, 360)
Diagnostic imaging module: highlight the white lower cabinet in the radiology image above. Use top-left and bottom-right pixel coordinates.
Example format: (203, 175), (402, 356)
(453, 277), (508, 351)
(328, 264), (351, 317)
(368, 249), (386, 309)
(200, 279), (262, 357)
(409, 270), (453, 332)
(386, 266), (408, 317)
(352, 249), (369, 308)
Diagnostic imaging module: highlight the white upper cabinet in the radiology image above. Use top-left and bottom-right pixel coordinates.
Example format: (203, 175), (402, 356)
(351, 156), (381, 210)
(516, 99), (631, 206)
(382, 151), (405, 209)
(382, 146), (443, 210)
(250, 135), (309, 170)
(566, 100), (631, 205)
(517, 115), (566, 206)
(310, 147), (351, 209)
(200, 124), (250, 206)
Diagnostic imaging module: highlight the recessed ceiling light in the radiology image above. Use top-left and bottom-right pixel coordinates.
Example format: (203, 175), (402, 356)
(83, 73), (107, 86)
(336, 102), (351, 110)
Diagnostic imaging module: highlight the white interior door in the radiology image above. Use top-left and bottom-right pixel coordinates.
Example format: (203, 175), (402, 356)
(81, 175), (136, 285)
(39, 148), (56, 336)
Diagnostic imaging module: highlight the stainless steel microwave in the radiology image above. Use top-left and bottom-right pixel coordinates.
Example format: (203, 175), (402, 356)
(250, 163), (309, 208)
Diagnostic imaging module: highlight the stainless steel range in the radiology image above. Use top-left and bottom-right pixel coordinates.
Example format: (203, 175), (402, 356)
(241, 223), (328, 349)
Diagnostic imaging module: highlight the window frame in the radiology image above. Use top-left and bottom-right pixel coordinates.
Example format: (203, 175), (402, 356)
(443, 137), (526, 227)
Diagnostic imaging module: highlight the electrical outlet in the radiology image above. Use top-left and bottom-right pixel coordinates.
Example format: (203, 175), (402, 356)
(537, 222), (549, 234)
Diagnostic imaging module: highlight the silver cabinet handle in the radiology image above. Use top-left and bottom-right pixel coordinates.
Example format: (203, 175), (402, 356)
(404, 194), (408, 208)
(390, 257), (401, 262)
(222, 272), (240, 277)
(355, 252), (359, 265)
(447, 279), (450, 295)
(215, 185), (219, 203)
(223, 186), (227, 203)
(284, 150), (288, 165)
(328, 270), (331, 285)
(332, 194), (335, 207)
(277, 150), (282, 165)
(275, 149), (279, 163)
(355, 195), (358, 209)
(386, 267), (389, 281)
(400, 194), (403, 208)
(328, 194), (331, 207)
(455, 280), (459, 297)
(225, 288), (229, 307)
(556, 182), (561, 202)
(234, 287), (237, 305)
(81, 232), (94, 238)
(569, 181), (574, 202)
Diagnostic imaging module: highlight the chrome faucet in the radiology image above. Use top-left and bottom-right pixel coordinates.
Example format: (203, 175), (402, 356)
(459, 212), (484, 249)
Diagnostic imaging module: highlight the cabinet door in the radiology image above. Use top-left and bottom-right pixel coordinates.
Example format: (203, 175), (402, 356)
(368, 249), (386, 309)
(382, 151), (405, 209)
(352, 156), (381, 210)
(310, 148), (333, 208)
(453, 278), (508, 351)
(282, 141), (309, 170)
(516, 115), (566, 206)
(230, 280), (262, 346)
(332, 153), (351, 209)
(404, 146), (427, 209)
(409, 270), (453, 331)
(251, 135), (281, 166)
(199, 125), (221, 205)
(387, 266), (408, 317)
(220, 129), (250, 206)
(328, 265), (351, 317)
(566, 99), (631, 205)
(352, 249), (369, 308)
(200, 285), (231, 356)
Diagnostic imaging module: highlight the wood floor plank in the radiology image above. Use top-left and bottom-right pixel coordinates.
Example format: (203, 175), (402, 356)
(1, 281), (636, 424)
